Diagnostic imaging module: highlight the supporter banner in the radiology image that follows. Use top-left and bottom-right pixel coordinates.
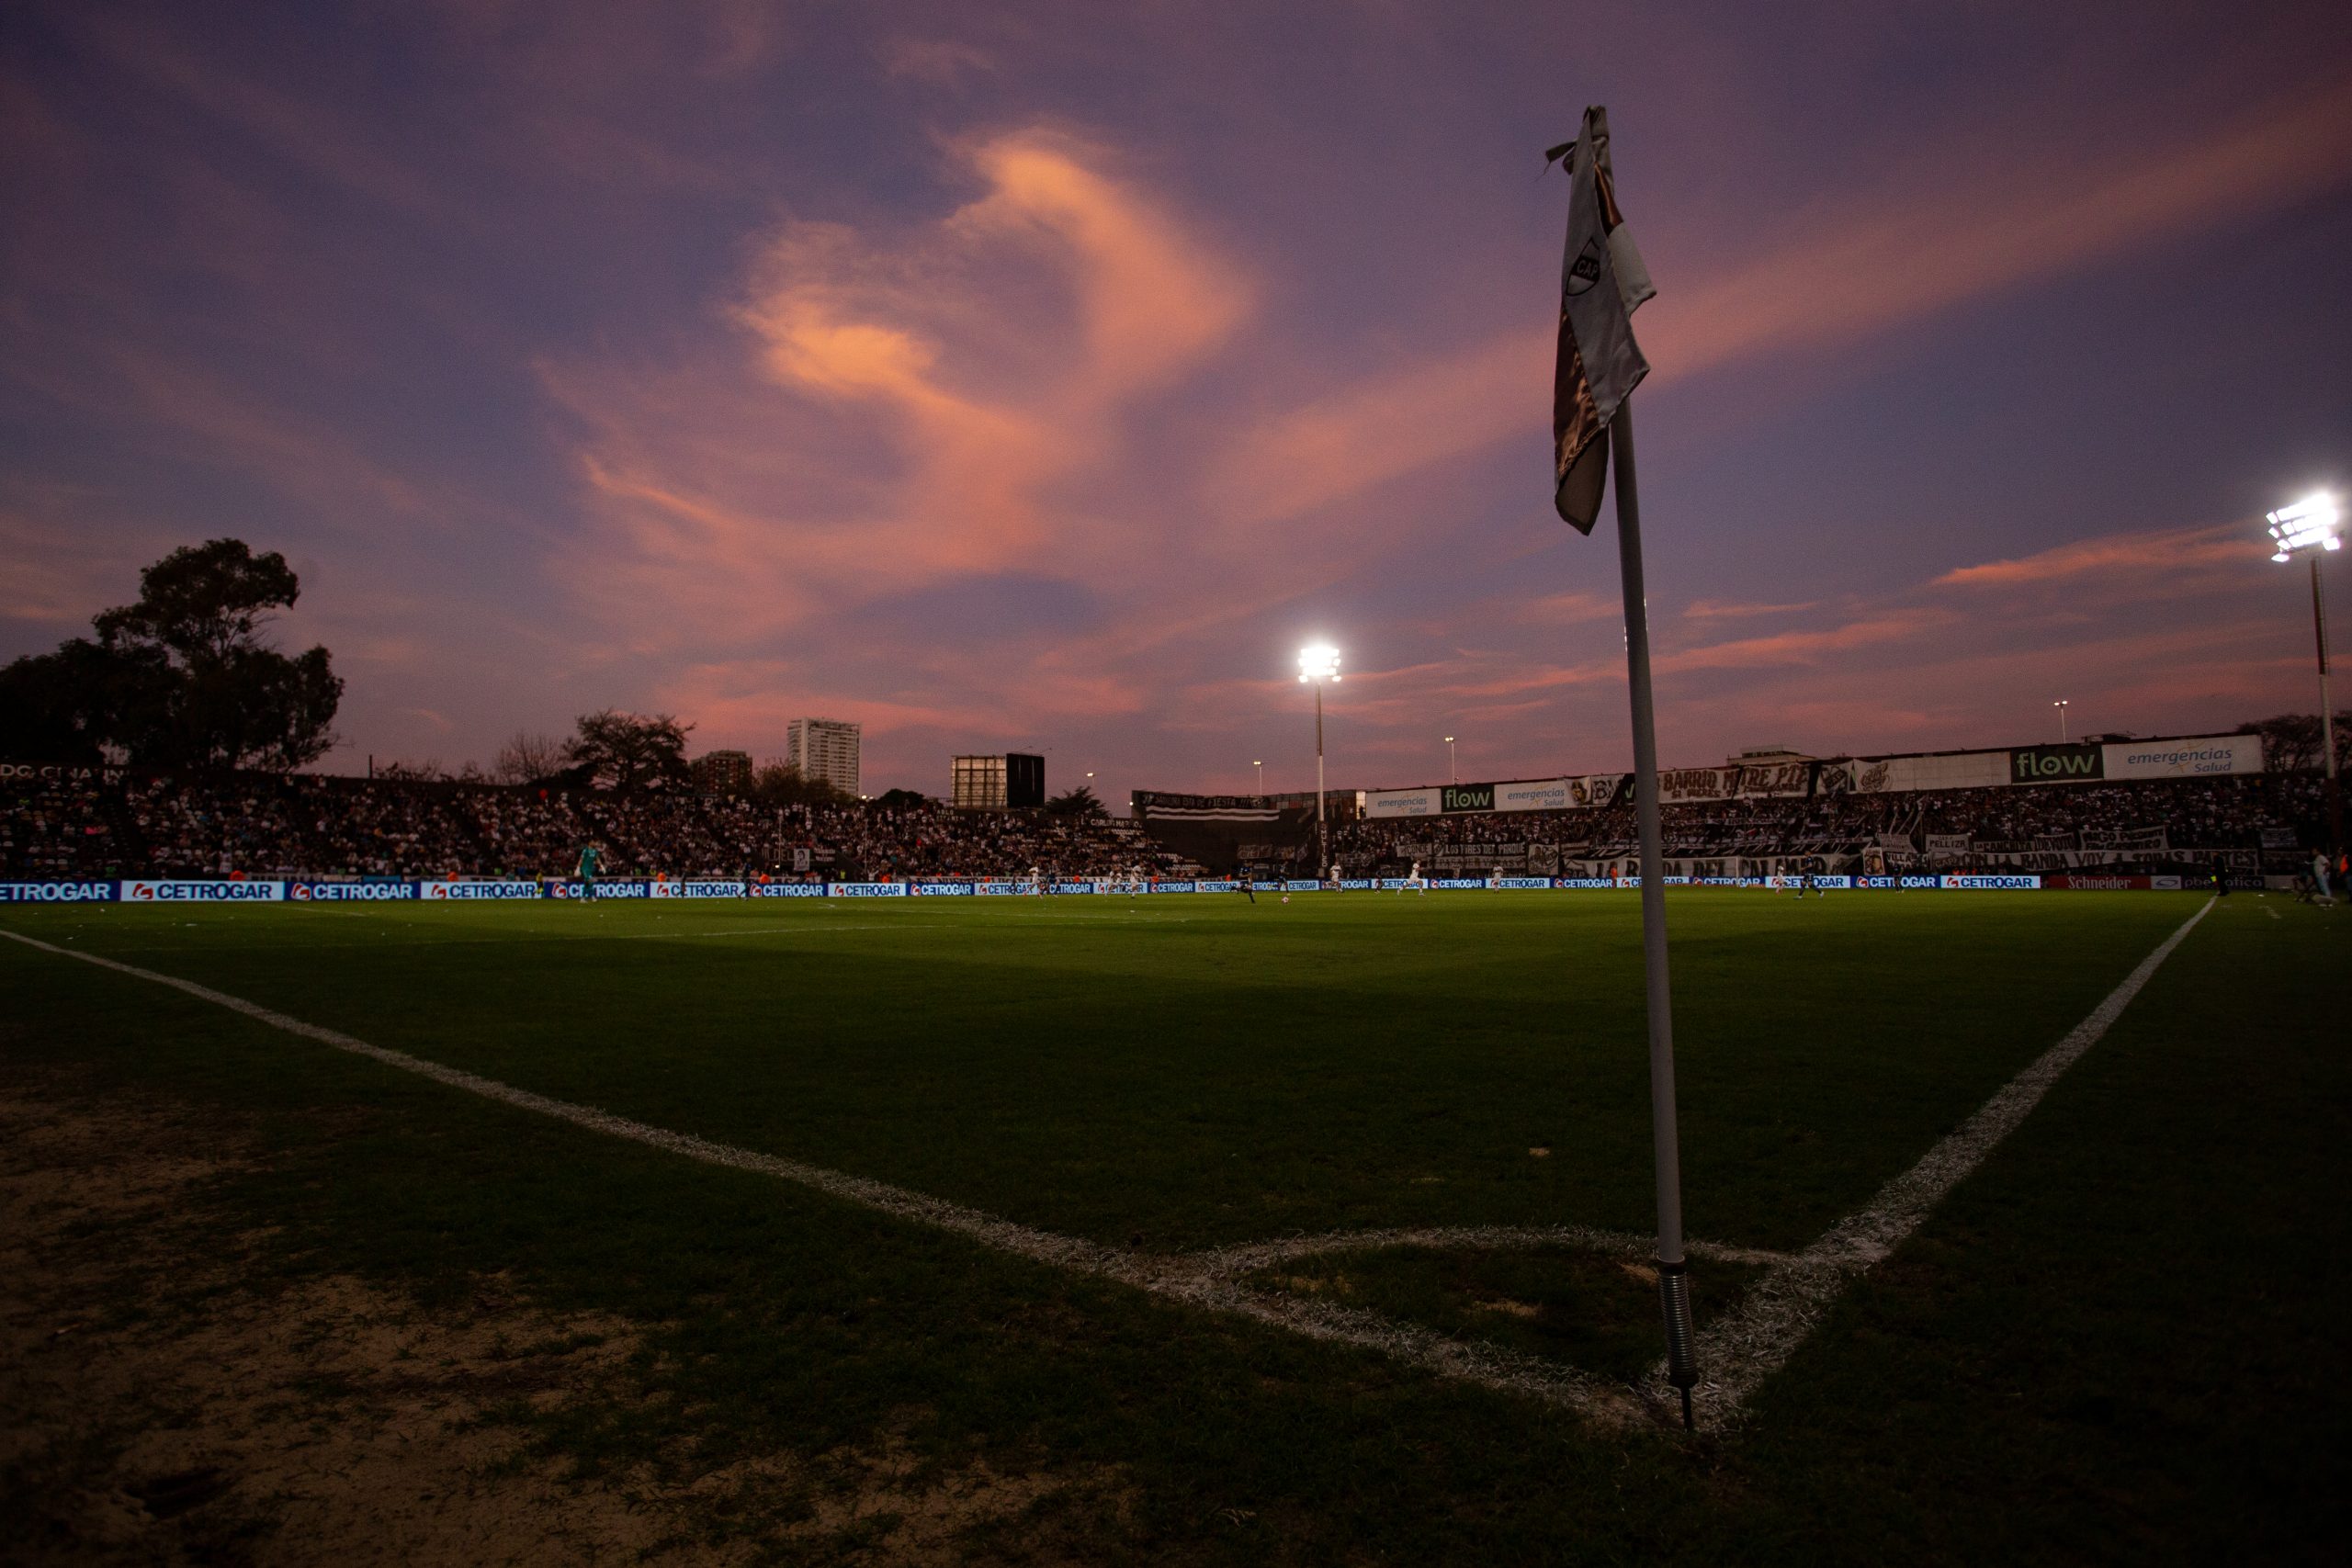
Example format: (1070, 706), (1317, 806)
(2010, 743), (2103, 784)
(0, 761), (126, 785)
(1941, 874), (2041, 889)
(1657, 767), (1736, 803)
(122, 879), (285, 902)
(650, 880), (747, 897)
(1874, 832), (1916, 852)
(0, 880), (117, 902)
(2102, 734), (2263, 779)
(1924, 833), (1970, 857)
(753, 883), (828, 897)
(1815, 761), (1860, 795)
(2081, 827), (2167, 852)
(1131, 791), (1280, 821)
(1569, 773), (1626, 808)
(1736, 761), (1812, 798)
(290, 880), (414, 901)
(2033, 833), (2078, 851)
(828, 882), (909, 897)
(910, 881), (975, 896)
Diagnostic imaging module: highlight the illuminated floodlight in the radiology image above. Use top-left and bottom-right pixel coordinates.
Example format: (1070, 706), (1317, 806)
(2267, 491), (2341, 561)
(1297, 643), (1342, 683)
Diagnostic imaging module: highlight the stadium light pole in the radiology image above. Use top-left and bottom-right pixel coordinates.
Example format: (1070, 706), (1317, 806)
(1445, 735), (1456, 784)
(1253, 760), (1264, 794)
(2052, 700), (2068, 743)
(1298, 645), (1341, 876)
(2267, 491), (2343, 865)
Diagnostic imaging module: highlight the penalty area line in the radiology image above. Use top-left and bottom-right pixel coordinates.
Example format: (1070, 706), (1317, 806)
(0, 926), (1643, 1425)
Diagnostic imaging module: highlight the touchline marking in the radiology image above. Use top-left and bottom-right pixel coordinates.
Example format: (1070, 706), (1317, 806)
(1652, 896), (2217, 1429)
(0, 926), (1638, 1425)
(0, 899), (2211, 1435)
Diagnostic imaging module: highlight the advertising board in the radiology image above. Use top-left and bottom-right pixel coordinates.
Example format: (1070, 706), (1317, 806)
(1941, 874), (2041, 889)
(0, 880), (116, 902)
(753, 883), (828, 897)
(651, 880), (747, 897)
(910, 881), (975, 896)
(2100, 735), (2263, 779)
(828, 882), (909, 897)
(2009, 744), (2104, 784)
(290, 880), (414, 901)
(121, 880), (284, 901)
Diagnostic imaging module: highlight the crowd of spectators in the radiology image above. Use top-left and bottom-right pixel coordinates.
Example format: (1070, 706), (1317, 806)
(1, 770), (1194, 882)
(2, 767), (2331, 883)
(1328, 773), (2328, 874)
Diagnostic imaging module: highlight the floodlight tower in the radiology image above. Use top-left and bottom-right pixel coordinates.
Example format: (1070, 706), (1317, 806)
(1253, 760), (1264, 793)
(1445, 735), (1457, 784)
(1298, 644), (1341, 876)
(2052, 700), (2068, 743)
(2267, 492), (2343, 863)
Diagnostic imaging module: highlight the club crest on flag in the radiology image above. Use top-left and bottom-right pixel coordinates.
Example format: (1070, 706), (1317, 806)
(1549, 106), (1654, 533)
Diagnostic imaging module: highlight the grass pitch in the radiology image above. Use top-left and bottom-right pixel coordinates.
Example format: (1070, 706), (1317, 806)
(4, 889), (2344, 1562)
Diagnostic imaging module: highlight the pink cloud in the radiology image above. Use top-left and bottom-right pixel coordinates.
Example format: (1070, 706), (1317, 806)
(1934, 522), (2258, 587)
(1206, 77), (2352, 526)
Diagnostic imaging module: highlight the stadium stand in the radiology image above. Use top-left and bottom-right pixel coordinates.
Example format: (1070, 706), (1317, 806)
(1, 767), (1197, 882)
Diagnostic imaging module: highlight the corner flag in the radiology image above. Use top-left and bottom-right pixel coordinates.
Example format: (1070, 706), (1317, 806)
(1550, 106), (1655, 533)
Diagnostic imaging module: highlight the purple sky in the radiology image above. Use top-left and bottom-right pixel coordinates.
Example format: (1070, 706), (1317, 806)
(6, 1), (2349, 806)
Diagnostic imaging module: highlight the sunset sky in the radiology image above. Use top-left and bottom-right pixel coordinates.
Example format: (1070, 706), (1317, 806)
(5, 1), (2349, 805)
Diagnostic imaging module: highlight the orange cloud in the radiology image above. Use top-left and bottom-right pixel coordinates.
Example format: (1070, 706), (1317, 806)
(1934, 523), (2257, 587)
(1684, 598), (1819, 619)
(1659, 609), (1953, 672)
(1208, 77), (2352, 525)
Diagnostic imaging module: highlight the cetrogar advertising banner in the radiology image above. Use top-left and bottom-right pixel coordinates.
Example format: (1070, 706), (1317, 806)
(289, 880), (415, 901)
(650, 880), (748, 897)
(426, 879), (548, 899)
(0, 880), (116, 902)
(910, 881), (975, 896)
(121, 879), (285, 901)
(2101, 734), (2263, 779)
(753, 883), (828, 897)
(827, 882), (909, 897)
(1941, 874), (2041, 889)
(545, 879), (649, 898)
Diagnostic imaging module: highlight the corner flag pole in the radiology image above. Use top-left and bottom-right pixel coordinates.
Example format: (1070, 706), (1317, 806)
(1608, 398), (1700, 1428)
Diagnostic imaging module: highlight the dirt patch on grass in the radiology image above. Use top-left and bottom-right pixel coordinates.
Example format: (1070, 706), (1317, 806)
(0, 1071), (1114, 1565)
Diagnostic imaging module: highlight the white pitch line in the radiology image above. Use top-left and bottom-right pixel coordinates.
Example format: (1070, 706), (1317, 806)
(0, 899), (2214, 1436)
(0, 927), (1638, 1424)
(1656, 896), (2217, 1428)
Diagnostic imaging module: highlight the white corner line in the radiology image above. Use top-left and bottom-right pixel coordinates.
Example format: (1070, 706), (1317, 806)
(1659, 896), (2218, 1428)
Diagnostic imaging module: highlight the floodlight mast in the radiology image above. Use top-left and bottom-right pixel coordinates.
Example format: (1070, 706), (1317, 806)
(2267, 492), (2343, 865)
(1298, 645), (1341, 876)
(2053, 700), (2068, 743)
(1445, 735), (1457, 784)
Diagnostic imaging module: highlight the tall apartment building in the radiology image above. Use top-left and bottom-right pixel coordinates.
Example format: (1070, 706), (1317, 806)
(689, 749), (752, 795)
(786, 718), (862, 797)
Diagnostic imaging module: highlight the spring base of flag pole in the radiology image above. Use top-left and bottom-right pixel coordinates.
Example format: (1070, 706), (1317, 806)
(1657, 1258), (1698, 1432)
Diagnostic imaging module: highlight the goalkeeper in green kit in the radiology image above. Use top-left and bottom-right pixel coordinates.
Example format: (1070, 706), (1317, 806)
(577, 841), (600, 903)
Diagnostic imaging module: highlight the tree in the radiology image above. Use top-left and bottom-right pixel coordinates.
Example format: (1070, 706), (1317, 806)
(566, 709), (691, 793)
(492, 730), (570, 785)
(873, 787), (930, 809)
(1046, 784), (1108, 818)
(0, 538), (341, 769)
(751, 761), (851, 807)
(2235, 713), (2352, 773)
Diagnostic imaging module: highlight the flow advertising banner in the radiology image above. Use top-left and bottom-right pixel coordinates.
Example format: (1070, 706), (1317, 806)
(2009, 744), (2104, 784)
